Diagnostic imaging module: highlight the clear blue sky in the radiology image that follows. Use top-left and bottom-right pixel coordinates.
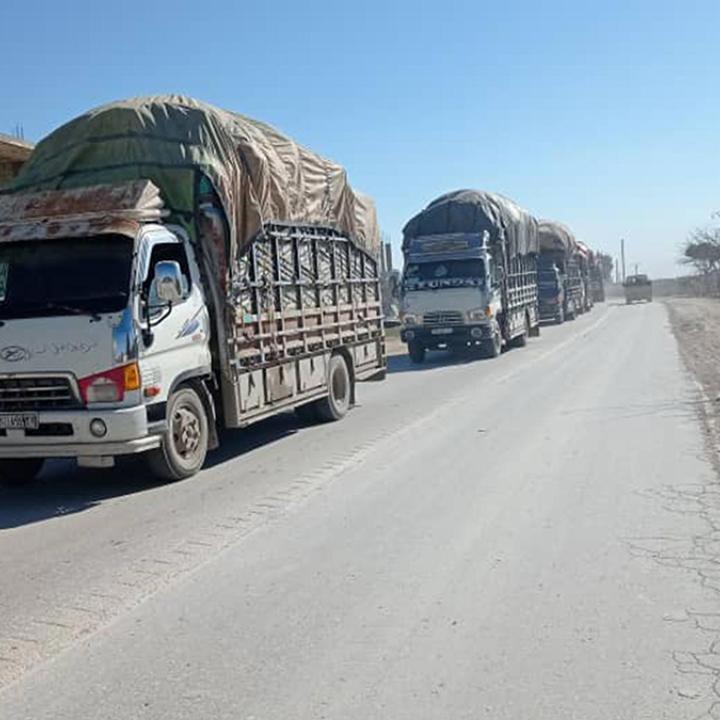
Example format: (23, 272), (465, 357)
(3, 0), (719, 277)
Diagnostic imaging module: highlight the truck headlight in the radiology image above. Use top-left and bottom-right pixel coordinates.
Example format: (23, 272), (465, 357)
(89, 418), (108, 438)
(466, 308), (489, 322)
(402, 314), (418, 326)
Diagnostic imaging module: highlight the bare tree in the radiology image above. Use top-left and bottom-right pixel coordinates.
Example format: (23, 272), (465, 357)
(681, 225), (720, 275)
(681, 220), (720, 296)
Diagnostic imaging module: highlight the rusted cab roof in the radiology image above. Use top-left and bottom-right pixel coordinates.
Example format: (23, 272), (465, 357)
(0, 180), (164, 242)
(0, 134), (33, 164)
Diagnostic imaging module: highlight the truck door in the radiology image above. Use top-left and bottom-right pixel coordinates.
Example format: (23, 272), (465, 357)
(137, 230), (211, 403)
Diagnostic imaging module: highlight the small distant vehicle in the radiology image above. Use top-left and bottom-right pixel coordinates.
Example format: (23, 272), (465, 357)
(623, 274), (653, 304)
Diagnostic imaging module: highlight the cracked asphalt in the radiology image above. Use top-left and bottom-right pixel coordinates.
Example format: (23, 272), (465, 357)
(1, 301), (719, 719)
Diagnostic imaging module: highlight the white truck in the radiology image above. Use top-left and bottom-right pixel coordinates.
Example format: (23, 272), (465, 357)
(0, 97), (384, 484)
(400, 190), (540, 362)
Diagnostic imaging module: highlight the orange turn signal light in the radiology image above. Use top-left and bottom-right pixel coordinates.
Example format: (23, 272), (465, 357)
(123, 362), (141, 391)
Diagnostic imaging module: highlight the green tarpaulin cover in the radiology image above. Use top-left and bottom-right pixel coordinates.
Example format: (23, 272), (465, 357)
(8, 95), (379, 258)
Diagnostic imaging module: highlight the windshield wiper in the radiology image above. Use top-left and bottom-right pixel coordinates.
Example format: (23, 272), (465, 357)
(41, 301), (102, 321)
(45, 293), (129, 321)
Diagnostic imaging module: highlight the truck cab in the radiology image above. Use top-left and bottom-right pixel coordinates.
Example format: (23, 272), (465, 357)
(400, 233), (502, 362)
(0, 182), (213, 482)
(537, 258), (565, 324)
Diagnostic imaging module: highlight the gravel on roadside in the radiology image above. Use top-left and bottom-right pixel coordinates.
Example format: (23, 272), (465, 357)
(665, 297), (720, 467)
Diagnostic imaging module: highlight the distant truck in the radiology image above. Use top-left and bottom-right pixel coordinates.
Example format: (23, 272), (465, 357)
(589, 255), (606, 303)
(0, 96), (384, 484)
(537, 220), (583, 323)
(400, 190), (540, 362)
(379, 243), (401, 326)
(576, 241), (594, 313)
(624, 274), (653, 304)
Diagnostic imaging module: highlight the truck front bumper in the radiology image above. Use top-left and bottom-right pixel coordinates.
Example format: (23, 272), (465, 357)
(401, 323), (493, 348)
(539, 300), (562, 320)
(0, 405), (160, 459)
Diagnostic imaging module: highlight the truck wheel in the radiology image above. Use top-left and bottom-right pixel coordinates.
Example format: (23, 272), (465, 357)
(555, 307), (565, 324)
(513, 315), (530, 348)
(408, 343), (426, 364)
(147, 386), (209, 481)
(0, 458), (44, 485)
(316, 354), (352, 422)
(482, 330), (502, 359)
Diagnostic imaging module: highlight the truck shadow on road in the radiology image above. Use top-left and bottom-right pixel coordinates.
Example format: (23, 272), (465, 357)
(386, 352), (483, 374)
(0, 413), (301, 530)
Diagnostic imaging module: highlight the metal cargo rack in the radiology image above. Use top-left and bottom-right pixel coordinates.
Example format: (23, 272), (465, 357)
(229, 223), (384, 368)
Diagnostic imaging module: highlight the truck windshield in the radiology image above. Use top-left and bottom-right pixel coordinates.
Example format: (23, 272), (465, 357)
(0, 235), (133, 320)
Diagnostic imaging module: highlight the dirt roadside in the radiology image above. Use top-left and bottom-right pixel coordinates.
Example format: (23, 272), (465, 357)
(665, 297), (720, 469)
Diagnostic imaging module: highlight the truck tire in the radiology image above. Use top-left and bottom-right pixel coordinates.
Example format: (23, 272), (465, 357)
(147, 385), (209, 481)
(512, 315), (530, 348)
(482, 330), (502, 359)
(0, 458), (44, 486)
(408, 342), (426, 364)
(555, 307), (565, 324)
(315, 354), (352, 422)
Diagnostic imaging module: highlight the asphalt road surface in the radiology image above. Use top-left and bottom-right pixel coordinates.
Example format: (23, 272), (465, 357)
(2, 302), (719, 719)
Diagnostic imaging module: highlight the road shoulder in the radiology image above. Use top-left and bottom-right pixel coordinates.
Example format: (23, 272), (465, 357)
(664, 297), (720, 472)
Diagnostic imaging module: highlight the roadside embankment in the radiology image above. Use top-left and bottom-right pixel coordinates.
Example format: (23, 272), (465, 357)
(665, 297), (720, 467)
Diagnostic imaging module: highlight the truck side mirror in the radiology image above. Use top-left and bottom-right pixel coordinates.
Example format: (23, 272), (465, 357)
(154, 261), (183, 306)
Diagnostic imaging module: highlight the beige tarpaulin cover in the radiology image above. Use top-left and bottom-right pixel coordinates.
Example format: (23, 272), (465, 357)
(403, 189), (538, 257)
(538, 219), (577, 254)
(7, 96), (379, 258)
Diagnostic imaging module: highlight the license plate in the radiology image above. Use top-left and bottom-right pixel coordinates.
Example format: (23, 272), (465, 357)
(431, 327), (453, 335)
(0, 413), (39, 430)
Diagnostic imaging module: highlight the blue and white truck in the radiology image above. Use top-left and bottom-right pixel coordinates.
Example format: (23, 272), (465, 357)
(400, 190), (540, 362)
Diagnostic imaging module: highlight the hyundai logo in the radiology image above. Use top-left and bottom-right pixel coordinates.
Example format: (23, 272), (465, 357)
(0, 346), (31, 362)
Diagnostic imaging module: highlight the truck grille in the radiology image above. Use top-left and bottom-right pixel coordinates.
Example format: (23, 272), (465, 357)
(0, 376), (79, 411)
(423, 311), (464, 326)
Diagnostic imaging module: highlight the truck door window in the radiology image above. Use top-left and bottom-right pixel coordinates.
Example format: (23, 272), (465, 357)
(0, 262), (8, 302)
(145, 243), (191, 314)
(488, 258), (498, 287)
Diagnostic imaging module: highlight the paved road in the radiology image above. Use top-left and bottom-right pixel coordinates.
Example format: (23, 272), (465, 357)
(1, 302), (719, 719)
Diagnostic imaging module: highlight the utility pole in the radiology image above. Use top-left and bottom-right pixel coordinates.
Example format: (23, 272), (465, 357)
(634, 263), (638, 276)
(620, 238), (626, 282)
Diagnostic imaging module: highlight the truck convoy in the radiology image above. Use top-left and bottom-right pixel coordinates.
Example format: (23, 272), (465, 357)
(0, 96), (385, 483)
(537, 220), (584, 324)
(0, 98), (612, 485)
(400, 190), (540, 362)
